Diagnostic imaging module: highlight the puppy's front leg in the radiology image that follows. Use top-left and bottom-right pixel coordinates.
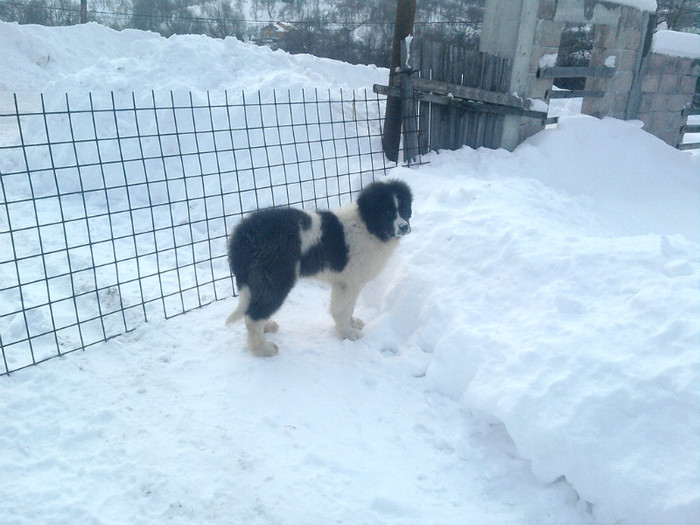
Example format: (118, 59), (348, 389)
(331, 283), (363, 340)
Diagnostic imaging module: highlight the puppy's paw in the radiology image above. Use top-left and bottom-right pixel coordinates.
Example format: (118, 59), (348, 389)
(250, 341), (279, 357)
(351, 317), (365, 330)
(337, 325), (364, 341)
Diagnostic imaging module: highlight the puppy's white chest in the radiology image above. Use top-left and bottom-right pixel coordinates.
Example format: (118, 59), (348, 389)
(341, 219), (397, 282)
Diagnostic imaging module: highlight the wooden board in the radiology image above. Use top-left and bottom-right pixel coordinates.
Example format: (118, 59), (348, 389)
(537, 66), (615, 79)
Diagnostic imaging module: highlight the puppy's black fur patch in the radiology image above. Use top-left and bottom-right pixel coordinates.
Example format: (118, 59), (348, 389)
(228, 208), (301, 320)
(299, 211), (348, 276)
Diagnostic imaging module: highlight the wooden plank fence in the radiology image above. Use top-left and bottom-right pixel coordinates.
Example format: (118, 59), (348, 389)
(375, 37), (548, 160)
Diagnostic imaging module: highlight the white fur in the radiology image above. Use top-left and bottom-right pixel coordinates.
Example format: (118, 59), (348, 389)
(244, 316), (279, 357)
(317, 202), (399, 340)
(299, 211), (322, 254)
(225, 285), (251, 326)
(392, 195), (411, 237)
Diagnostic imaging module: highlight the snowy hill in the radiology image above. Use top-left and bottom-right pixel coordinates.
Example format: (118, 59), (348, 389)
(0, 21), (388, 93)
(1, 22), (699, 525)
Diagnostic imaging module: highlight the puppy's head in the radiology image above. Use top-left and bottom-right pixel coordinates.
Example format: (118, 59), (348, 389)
(357, 179), (413, 242)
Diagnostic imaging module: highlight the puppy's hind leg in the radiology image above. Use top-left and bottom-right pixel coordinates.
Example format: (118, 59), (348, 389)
(264, 320), (279, 333)
(245, 316), (279, 357)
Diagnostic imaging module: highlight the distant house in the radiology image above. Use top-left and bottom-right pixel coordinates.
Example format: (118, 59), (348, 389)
(260, 22), (294, 42)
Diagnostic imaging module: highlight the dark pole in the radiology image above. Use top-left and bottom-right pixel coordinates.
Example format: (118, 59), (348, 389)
(80, 0), (87, 23)
(382, 0), (416, 163)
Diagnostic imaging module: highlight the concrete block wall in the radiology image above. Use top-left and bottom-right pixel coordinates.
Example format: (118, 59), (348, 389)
(481, 0), (698, 151)
(480, 0), (544, 150)
(636, 53), (699, 146)
(519, 2), (564, 142)
(519, 1), (652, 143)
(581, 5), (649, 120)
(490, 0), (652, 147)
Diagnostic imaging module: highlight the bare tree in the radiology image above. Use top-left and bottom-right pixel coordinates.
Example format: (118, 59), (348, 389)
(656, 0), (699, 31)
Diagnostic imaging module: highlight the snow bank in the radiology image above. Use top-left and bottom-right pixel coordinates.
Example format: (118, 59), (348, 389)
(0, 21), (388, 94)
(521, 115), (700, 239)
(370, 116), (700, 525)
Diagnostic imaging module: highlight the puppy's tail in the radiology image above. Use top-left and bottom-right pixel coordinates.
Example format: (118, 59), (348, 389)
(225, 285), (251, 326)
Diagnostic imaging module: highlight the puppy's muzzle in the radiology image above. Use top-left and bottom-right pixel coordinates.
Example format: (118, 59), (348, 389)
(396, 220), (411, 236)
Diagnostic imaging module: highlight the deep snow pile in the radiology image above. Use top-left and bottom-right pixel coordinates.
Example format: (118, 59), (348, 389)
(381, 118), (700, 525)
(0, 21), (387, 94)
(1, 22), (699, 525)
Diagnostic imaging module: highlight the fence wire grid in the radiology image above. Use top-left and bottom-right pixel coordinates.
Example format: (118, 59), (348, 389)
(0, 87), (420, 375)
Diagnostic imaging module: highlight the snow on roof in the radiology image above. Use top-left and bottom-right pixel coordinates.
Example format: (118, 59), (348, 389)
(262, 22), (292, 33)
(651, 30), (700, 60)
(606, 0), (657, 11)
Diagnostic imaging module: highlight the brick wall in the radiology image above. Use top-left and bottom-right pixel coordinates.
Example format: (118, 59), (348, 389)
(519, 2), (564, 142)
(521, 2), (652, 143)
(481, 0), (699, 150)
(636, 53), (699, 147)
(581, 5), (648, 120)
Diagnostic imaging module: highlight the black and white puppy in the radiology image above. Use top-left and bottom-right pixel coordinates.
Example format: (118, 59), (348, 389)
(226, 179), (413, 356)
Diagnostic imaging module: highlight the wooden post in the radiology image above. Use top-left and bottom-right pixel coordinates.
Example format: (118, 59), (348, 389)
(382, 0), (416, 163)
(80, 0), (87, 23)
(400, 39), (419, 163)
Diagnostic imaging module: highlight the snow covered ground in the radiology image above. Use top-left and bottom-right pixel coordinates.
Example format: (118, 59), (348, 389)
(1, 22), (699, 525)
